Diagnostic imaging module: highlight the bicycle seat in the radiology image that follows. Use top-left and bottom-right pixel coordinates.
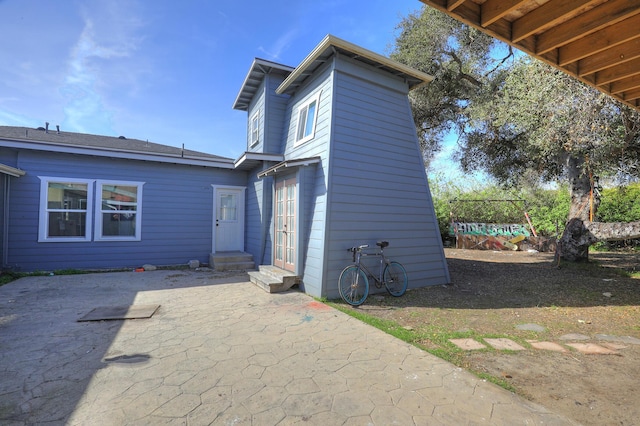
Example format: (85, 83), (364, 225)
(376, 241), (389, 248)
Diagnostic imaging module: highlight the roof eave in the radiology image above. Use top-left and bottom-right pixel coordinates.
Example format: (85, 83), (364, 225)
(257, 156), (321, 178)
(233, 58), (295, 111)
(1, 139), (235, 169)
(233, 152), (284, 171)
(275, 34), (434, 95)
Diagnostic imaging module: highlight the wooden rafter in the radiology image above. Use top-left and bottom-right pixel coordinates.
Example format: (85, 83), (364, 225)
(419, 0), (640, 112)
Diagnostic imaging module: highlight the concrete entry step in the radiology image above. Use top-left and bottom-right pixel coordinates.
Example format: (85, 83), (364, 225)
(249, 265), (300, 293)
(209, 251), (255, 271)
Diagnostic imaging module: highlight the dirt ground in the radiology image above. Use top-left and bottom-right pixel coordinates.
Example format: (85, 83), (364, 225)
(351, 248), (640, 426)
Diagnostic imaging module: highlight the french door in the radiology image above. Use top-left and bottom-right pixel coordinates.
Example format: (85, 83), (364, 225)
(274, 177), (296, 272)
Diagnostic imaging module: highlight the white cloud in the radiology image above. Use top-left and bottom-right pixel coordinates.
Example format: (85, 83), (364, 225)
(0, 110), (40, 128)
(60, 1), (146, 135)
(258, 28), (299, 61)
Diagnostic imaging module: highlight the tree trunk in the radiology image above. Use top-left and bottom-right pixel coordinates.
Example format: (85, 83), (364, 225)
(559, 219), (640, 262)
(558, 155), (594, 261)
(566, 155), (597, 222)
(557, 155), (640, 262)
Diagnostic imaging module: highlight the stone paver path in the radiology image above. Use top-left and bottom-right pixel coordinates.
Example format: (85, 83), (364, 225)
(449, 329), (640, 355)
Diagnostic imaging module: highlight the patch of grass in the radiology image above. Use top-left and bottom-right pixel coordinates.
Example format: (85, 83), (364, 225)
(52, 268), (90, 275)
(0, 271), (26, 286)
(328, 301), (526, 394)
(0, 268), (94, 286)
(476, 371), (519, 393)
(330, 305), (418, 343)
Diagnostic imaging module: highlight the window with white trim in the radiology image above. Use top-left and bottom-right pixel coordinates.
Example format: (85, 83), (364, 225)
(38, 177), (143, 242)
(295, 92), (321, 145)
(95, 181), (143, 241)
(250, 110), (260, 147)
(39, 177), (93, 242)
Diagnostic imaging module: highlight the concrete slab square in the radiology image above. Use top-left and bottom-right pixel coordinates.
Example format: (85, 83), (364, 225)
(558, 333), (590, 341)
(516, 323), (546, 332)
(78, 305), (160, 321)
(601, 342), (628, 350)
(526, 340), (567, 353)
(596, 334), (640, 345)
(484, 338), (526, 351)
(566, 343), (618, 355)
(449, 338), (486, 350)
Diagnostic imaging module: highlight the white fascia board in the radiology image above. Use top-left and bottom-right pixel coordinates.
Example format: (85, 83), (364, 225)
(276, 34), (434, 95)
(234, 152), (284, 168)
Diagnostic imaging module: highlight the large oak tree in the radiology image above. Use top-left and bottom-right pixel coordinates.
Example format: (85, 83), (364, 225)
(393, 7), (640, 261)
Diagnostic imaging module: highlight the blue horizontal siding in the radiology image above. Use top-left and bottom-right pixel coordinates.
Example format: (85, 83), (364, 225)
(276, 62), (334, 296)
(323, 57), (449, 298)
(265, 74), (290, 155)
(6, 149), (245, 271)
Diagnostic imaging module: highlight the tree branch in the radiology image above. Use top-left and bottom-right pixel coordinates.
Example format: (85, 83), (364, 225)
(485, 45), (513, 77)
(444, 50), (482, 87)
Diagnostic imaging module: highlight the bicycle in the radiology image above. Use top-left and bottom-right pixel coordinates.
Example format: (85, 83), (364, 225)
(338, 241), (408, 306)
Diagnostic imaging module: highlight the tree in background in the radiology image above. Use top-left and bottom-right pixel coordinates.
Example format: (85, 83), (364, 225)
(393, 6), (640, 261)
(392, 7), (510, 167)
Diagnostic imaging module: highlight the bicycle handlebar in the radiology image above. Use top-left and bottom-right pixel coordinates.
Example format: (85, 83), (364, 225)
(346, 245), (370, 262)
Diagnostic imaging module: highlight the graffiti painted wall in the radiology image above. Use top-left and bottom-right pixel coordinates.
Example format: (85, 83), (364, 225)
(450, 222), (531, 237)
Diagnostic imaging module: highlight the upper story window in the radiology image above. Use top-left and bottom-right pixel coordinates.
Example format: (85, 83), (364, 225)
(95, 180), (144, 241)
(39, 177), (93, 242)
(295, 92), (321, 145)
(250, 110), (260, 147)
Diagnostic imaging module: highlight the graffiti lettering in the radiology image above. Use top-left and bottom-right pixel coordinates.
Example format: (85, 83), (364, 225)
(450, 222), (531, 237)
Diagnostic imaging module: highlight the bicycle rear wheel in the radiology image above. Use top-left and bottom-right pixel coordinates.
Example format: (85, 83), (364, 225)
(338, 266), (369, 306)
(383, 261), (408, 296)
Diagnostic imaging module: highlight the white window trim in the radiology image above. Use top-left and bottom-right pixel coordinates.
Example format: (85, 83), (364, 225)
(38, 176), (94, 242)
(94, 180), (144, 242)
(250, 110), (260, 147)
(294, 91), (322, 146)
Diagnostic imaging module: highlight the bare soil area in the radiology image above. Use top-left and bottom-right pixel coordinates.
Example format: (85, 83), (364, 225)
(351, 248), (640, 426)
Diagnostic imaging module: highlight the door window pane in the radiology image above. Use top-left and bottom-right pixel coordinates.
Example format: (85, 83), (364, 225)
(219, 194), (237, 221)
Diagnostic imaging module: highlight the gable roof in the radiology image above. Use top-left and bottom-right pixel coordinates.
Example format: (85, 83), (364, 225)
(233, 58), (295, 111)
(276, 34), (434, 95)
(0, 126), (234, 168)
(419, 0), (640, 112)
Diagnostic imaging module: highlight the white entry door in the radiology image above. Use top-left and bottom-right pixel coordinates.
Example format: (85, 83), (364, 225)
(213, 186), (245, 252)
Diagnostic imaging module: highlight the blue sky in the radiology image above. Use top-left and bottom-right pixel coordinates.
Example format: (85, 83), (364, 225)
(0, 0), (427, 160)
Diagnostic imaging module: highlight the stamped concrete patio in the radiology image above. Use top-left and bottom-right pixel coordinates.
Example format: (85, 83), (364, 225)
(0, 269), (576, 425)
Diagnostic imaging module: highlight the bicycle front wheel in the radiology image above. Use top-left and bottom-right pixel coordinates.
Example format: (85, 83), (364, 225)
(383, 261), (408, 297)
(338, 266), (369, 306)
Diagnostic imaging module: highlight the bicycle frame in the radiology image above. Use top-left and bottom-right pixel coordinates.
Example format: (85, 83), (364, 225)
(352, 246), (389, 288)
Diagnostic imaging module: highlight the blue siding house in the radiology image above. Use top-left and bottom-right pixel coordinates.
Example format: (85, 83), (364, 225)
(0, 128), (247, 271)
(0, 35), (450, 299)
(234, 35), (450, 299)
